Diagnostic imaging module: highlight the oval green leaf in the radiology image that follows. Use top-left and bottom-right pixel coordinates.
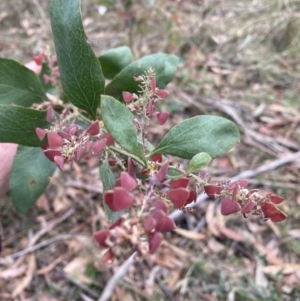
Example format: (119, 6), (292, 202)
(0, 105), (49, 146)
(10, 146), (56, 214)
(0, 58), (45, 106)
(101, 95), (146, 166)
(105, 53), (178, 100)
(187, 152), (211, 173)
(50, 0), (105, 119)
(149, 115), (240, 159)
(99, 46), (132, 79)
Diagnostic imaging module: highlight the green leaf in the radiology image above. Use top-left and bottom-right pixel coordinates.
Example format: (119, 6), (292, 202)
(105, 53), (178, 100)
(50, 0), (105, 119)
(99, 46), (132, 79)
(0, 58), (45, 106)
(9, 146), (56, 213)
(101, 95), (147, 166)
(187, 152), (211, 173)
(0, 105), (49, 146)
(149, 115), (240, 159)
(99, 158), (123, 223)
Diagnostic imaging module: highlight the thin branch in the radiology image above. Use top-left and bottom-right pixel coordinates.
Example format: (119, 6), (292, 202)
(97, 252), (137, 301)
(0, 234), (72, 263)
(169, 150), (300, 221)
(96, 150), (300, 300)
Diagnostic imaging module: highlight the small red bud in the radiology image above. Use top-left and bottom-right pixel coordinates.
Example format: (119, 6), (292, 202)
(36, 128), (46, 141)
(148, 232), (163, 254)
(204, 184), (222, 197)
(54, 156), (64, 171)
(167, 188), (190, 208)
(47, 132), (63, 149)
(156, 112), (169, 125)
(220, 197), (241, 216)
(46, 107), (55, 122)
(87, 121), (100, 136)
(93, 229), (109, 248)
(122, 91), (134, 103)
(120, 171), (137, 192)
(92, 138), (106, 155)
(156, 89), (169, 99)
(150, 76), (156, 93)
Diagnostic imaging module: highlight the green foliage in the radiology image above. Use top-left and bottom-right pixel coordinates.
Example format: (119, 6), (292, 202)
(149, 115), (240, 159)
(99, 46), (133, 79)
(9, 146), (56, 213)
(105, 53), (178, 100)
(101, 95), (147, 166)
(187, 152), (211, 173)
(0, 105), (49, 146)
(0, 58), (45, 106)
(50, 0), (105, 119)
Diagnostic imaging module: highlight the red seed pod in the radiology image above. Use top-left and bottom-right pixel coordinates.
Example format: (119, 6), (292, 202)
(156, 160), (169, 183)
(101, 133), (115, 146)
(101, 249), (114, 263)
(220, 197), (241, 216)
(156, 112), (169, 125)
(143, 216), (157, 232)
(87, 121), (100, 136)
(93, 229), (110, 248)
(148, 232), (163, 254)
(231, 182), (239, 202)
(169, 177), (189, 189)
(43, 149), (61, 161)
(122, 91), (134, 103)
(166, 188), (190, 208)
(268, 194), (284, 205)
(36, 128), (46, 141)
(92, 139), (107, 155)
(47, 132), (63, 149)
(156, 89), (169, 99)
(185, 189), (197, 205)
(150, 76), (156, 93)
(46, 107), (55, 122)
(152, 209), (176, 232)
(109, 217), (124, 229)
(76, 146), (85, 161)
(270, 210), (287, 222)
(261, 202), (279, 219)
(154, 200), (168, 214)
(112, 187), (135, 211)
(204, 184), (222, 197)
(54, 156), (64, 171)
(149, 153), (162, 163)
(241, 201), (255, 214)
(120, 171), (137, 192)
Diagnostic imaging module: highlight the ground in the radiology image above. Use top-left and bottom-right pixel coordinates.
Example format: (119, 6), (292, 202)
(0, 0), (300, 300)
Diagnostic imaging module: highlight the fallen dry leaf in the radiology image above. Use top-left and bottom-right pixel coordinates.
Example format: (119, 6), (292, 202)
(63, 255), (93, 284)
(173, 228), (206, 240)
(253, 242), (284, 265)
(262, 264), (300, 275)
(0, 265), (27, 279)
(37, 255), (65, 275)
(216, 224), (244, 241)
(12, 254), (36, 297)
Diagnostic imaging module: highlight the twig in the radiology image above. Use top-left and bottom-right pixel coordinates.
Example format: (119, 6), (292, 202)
(97, 252), (137, 301)
(56, 267), (99, 299)
(0, 234), (72, 263)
